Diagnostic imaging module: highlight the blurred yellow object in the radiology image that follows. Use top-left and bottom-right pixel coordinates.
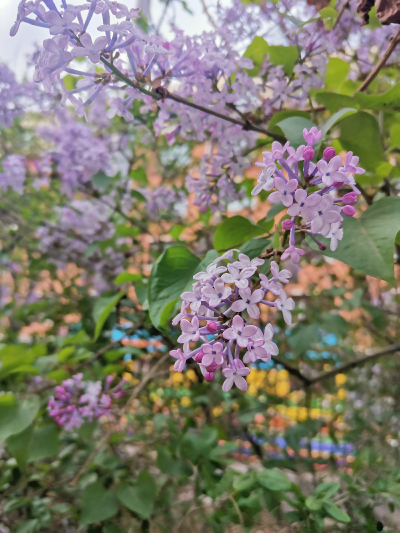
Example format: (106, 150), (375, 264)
(248, 385), (258, 396)
(181, 396), (192, 407)
(186, 369), (198, 382)
(335, 373), (347, 386)
(278, 369), (289, 380)
(323, 363), (332, 371)
(276, 380), (290, 397)
(337, 388), (347, 400)
(212, 407), (223, 417)
(171, 372), (184, 387)
(298, 407), (308, 421)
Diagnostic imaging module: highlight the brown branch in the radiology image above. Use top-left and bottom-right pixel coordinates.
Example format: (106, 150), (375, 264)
(200, 0), (217, 28)
(100, 58), (286, 143)
(69, 352), (170, 487)
(356, 27), (400, 93)
(274, 356), (312, 386)
(332, 0), (350, 30)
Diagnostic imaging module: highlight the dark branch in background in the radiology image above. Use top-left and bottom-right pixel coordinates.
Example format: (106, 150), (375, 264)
(332, 0), (351, 30)
(100, 58), (286, 143)
(275, 344), (400, 387)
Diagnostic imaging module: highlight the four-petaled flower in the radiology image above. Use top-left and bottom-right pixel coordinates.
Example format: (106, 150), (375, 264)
(72, 34), (108, 64)
(281, 245), (305, 265)
(321, 221), (343, 251)
(270, 261), (292, 284)
(43, 36), (73, 69)
(222, 366), (251, 392)
(223, 315), (257, 348)
(221, 264), (255, 289)
(287, 190), (321, 221)
(317, 156), (346, 187)
(251, 163), (276, 196)
(303, 127), (322, 146)
(193, 263), (226, 282)
(180, 281), (203, 313)
(202, 278), (231, 307)
(263, 323), (279, 356)
(231, 287), (263, 319)
(310, 195), (341, 234)
(45, 10), (81, 35)
(259, 275), (282, 295)
(243, 338), (268, 363)
(233, 253), (264, 270)
(202, 342), (224, 367)
(170, 348), (187, 372)
(178, 316), (200, 347)
(274, 290), (295, 325)
(268, 177), (298, 207)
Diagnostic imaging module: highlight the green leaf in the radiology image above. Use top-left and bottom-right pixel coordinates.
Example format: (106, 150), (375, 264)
(169, 224), (185, 240)
(0, 345), (35, 380)
(288, 323), (320, 355)
(6, 424), (34, 470)
(268, 109), (311, 132)
(322, 500), (350, 523)
(339, 112), (385, 171)
(129, 166), (147, 184)
(116, 471), (157, 519)
(28, 424), (60, 462)
(256, 469), (292, 491)
(57, 346), (75, 363)
(16, 520), (39, 533)
(243, 36), (298, 76)
(355, 82), (400, 110)
(239, 238), (271, 259)
(92, 171), (111, 191)
(148, 246), (200, 330)
(156, 447), (193, 476)
(325, 58), (349, 92)
(131, 189), (147, 202)
(114, 272), (142, 285)
(115, 225), (140, 238)
(233, 472), (257, 492)
(306, 197), (400, 284)
(277, 117), (316, 148)
(213, 216), (265, 250)
(315, 91), (358, 113)
(320, 108), (357, 141)
(266, 202), (285, 222)
(93, 291), (125, 340)
(305, 496), (323, 511)
(80, 481), (119, 525)
(0, 395), (40, 442)
(314, 482), (341, 499)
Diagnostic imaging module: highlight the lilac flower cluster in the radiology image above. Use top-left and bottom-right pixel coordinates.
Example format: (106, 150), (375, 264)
(0, 155), (26, 195)
(252, 127), (363, 260)
(170, 252), (294, 392)
(48, 373), (125, 432)
(144, 187), (187, 220)
(0, 64), (37, 128)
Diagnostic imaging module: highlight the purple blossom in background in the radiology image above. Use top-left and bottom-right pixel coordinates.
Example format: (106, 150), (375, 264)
(48, 374), (125, 431)
(0, 155), (26, 194)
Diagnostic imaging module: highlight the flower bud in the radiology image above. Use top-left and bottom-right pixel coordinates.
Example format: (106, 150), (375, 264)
(332, 181), (343, 189)
(204, 372), (215, 382)
(342, 192), (357, 205)
(206, 321), (218, 334)
(323, 147), (336, 160)
(318, 243), (327, 251)
(342, 205), (356, 217)
(206, 361), (218, 372)
(194, 352), (204, 363)
(303, 146), (315, 160)
(282, 218), (293, 231)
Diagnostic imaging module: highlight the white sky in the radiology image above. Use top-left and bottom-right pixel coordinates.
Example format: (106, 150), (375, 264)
(0, 0), (215, 78)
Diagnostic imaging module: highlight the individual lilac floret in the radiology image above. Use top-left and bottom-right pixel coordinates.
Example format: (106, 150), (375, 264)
(268, 177), (298, 207)
(47, 374), (125, 431)
(169, 250), (294, 392)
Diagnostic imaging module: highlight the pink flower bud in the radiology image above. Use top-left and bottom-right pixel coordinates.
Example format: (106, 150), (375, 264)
(342, 205), (355, 217)
(332, 181), (343, 188)
(194, 352), (204, 363)
(342, 192), (357, 205)
(205, 372), (215, 382)
(282, 219), (293, 231)
(323, 147), (336, 160)
(206, 321), (218, 334)
(206, 361), (218, 372)
(318, 243), (327, 251)
(303, 146), (315, 160)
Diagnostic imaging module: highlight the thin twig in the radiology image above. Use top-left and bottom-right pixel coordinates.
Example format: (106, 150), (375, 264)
(200, 0), (217, 28)
(228, 494), (245, 531)
(100, 58), (286, 142)
(356, 27), (400, 93)
(69, 352), (170, 487)
(332, 0), (350, 30)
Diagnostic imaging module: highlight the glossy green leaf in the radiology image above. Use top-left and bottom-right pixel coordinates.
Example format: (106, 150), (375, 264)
(239, 238), (271, 259)
(0, 345), (35, 380)
(0, 395), (40, 442)
(325, 58), (349, 92)
(213, 216), (265, 250)
(315, 91), (358, 113)
(314, 481), (341, 499)
(339, 112), (385, 170)
(277, 117), (316, 148)
(93, 291), (125, 340)
(116, 471), (157, 519)
(28, 424), (60, 462)
(80, 481), (119, 525)
(243, 36), (298, 76)
(148, 246), (200, 330)
(266, 202), (285, 221)
(305, 496), (322, 511)
(306, 197), (400, 284)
